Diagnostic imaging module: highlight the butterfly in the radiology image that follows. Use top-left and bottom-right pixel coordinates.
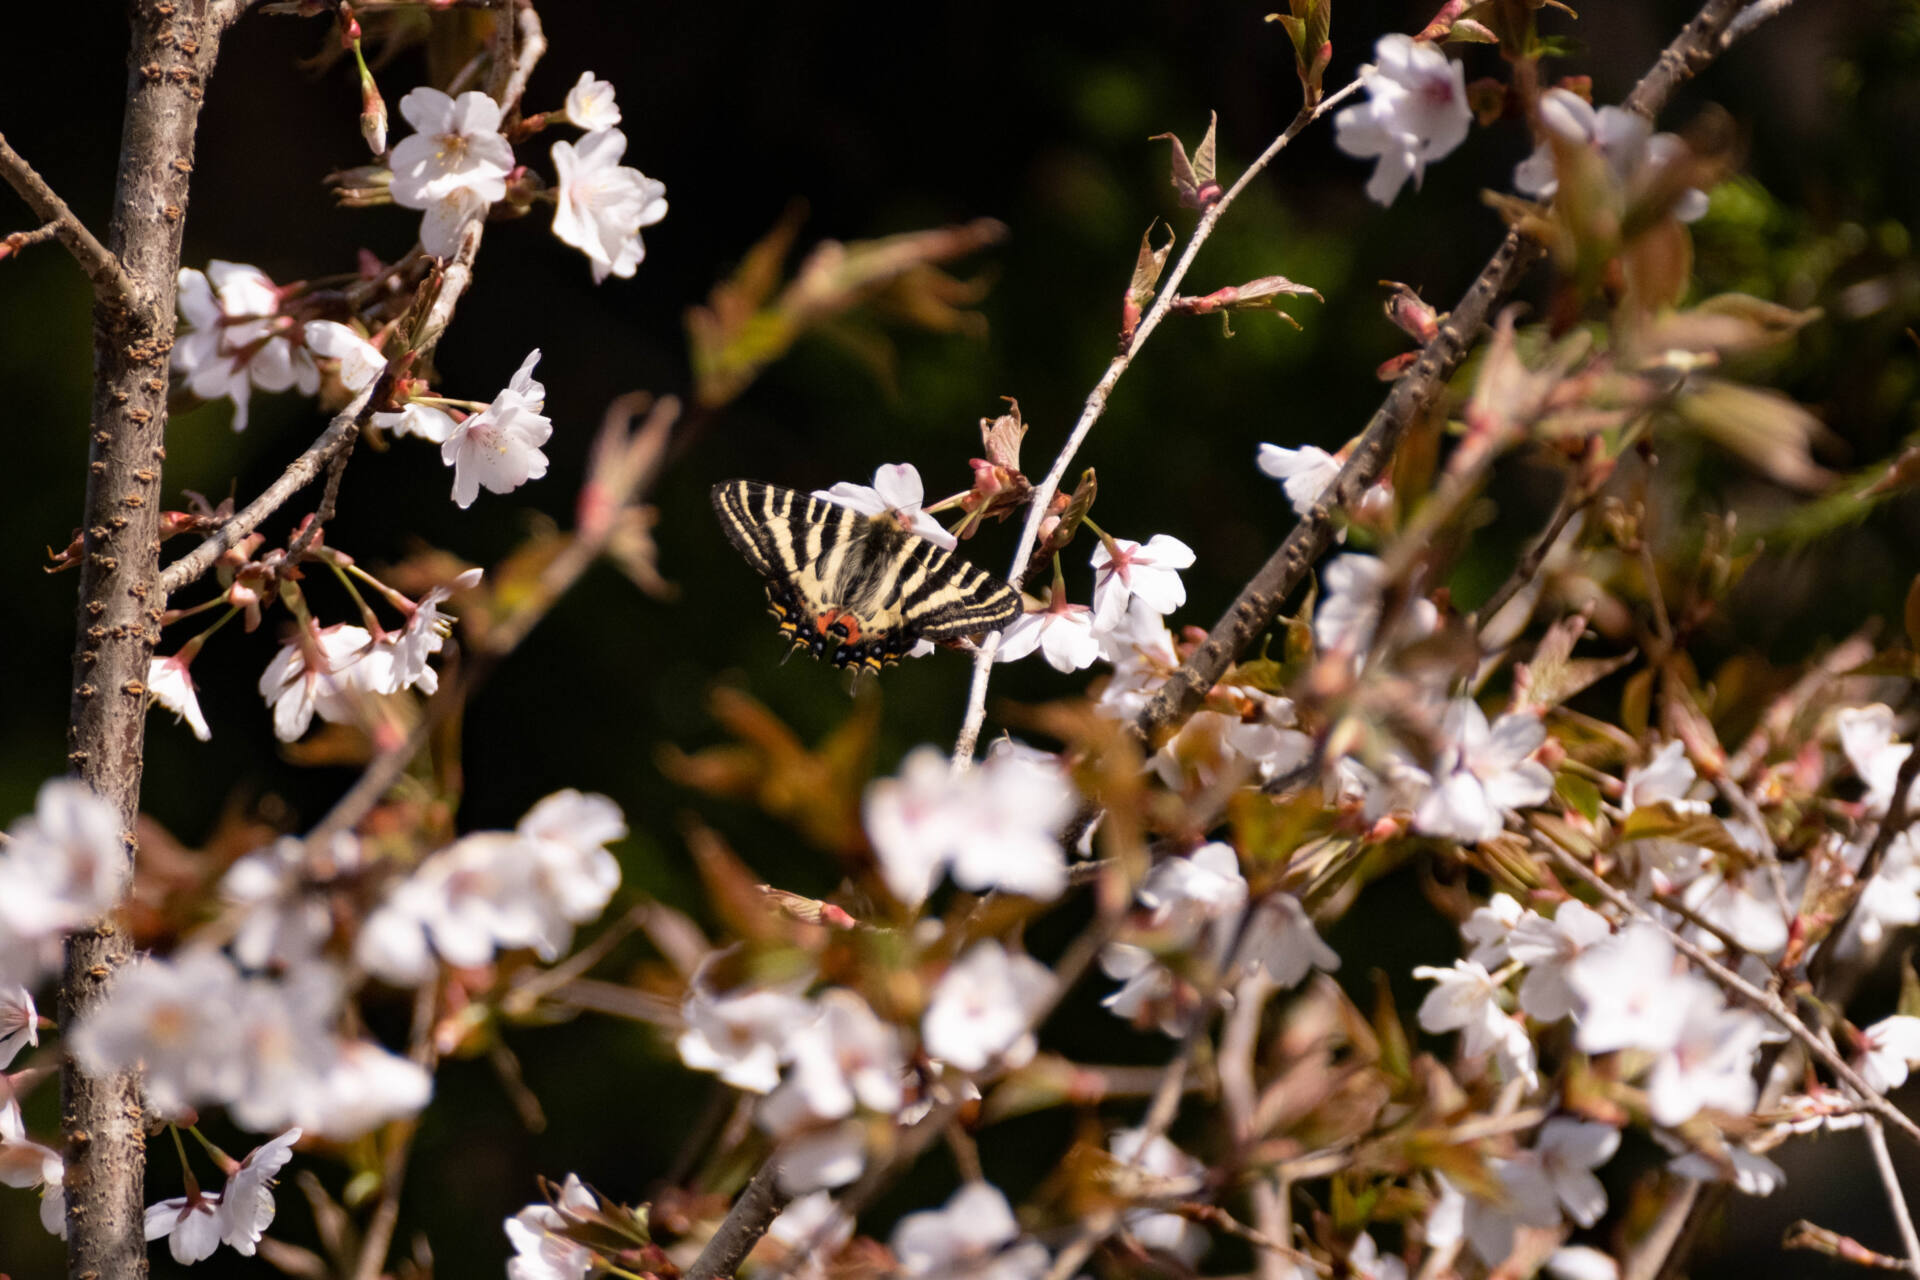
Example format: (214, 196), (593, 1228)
(712, 479), (1021, 671)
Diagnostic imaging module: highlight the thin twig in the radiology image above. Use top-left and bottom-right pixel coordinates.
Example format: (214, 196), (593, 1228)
(950, 76), (1367, 766)
(286, 420), (360, 562)
(1865, 1116), (1920, 1276)
(0, 131), (134, 302)
(1, 221), (63, 257)
(304, 395), (679, 846)
(1472, 474), (1584, 629)
(158, 383), (376, 599)
(350, 980), (440, 1280)
(1815, 742), (1920, 988)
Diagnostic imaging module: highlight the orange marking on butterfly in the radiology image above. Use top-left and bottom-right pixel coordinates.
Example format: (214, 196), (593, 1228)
(815, 609), (864, 645)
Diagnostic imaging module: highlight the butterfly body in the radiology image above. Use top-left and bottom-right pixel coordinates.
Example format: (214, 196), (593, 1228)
(712, 479), (1020, 671)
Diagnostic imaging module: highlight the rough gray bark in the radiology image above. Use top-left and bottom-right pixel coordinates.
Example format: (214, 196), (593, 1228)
(60, 3), (239, 1276)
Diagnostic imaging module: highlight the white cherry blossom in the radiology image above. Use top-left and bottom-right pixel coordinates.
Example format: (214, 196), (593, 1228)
(219, 1127), (300, 1255)
(765, 1118), (868, 1193)
(996, 592), (1100, 672)
(357, 792), (622, 984)
(1566, 924), (1696, 1053)
(389, 88), (514, 255)
(1349, 1232), (1408, 1280)
(0, 985), (37, 1068)
(1461, 892), (1525, 968)
(381, 568), (482, 695)
(948, 751), (1076, 899)
(864, 746), (969, 904)
(1666, 1144), (1786, 1195)
(1414, 960), (1509, 1059)
(505, 1172), (600, 1280)
(301, 320), (387, 391)
(1314, 553), (1437, 658)
(1414, 959), (1537, 1085)
(173, 261), (319, 432)
(768, 1190), (853, 1280)
(0, 1090), (61, 1200)
(891, 1182), (1050, 1280)
(222, 834), (357, 971)
(146, 1190), (225, 1264)
(816, 462), (957, 549)
(1644, 984), (1765, 1125)
(1856, 1014), (1920, 1093)
(375, 401), (458, 443)
(775, 989), (906, 1121)
(563, 71), (621, 131)
(1514, 88), (1709, 221)
(1091, 534), (1194, 629)
(550, 129), (668, 283)
(309, 1038), (433, 1139)
(1257, 443), (1340, 516)
(922, 941), (1052, 1072)
(148, 651), (211, 741)
(1151, 698), (1311, 792)
(1241, 894), (1341, 987)
(1507, 899), (1612, 1021)
(0, 779), (130, 954)
(1838, 704), (1917, 816)
(443, 350), (553, 508)
(1622, 740), (1710, 814)
(1841, 830), (1920, 953)
(676, 980), (816, 1094)
(1412, 700), (1553, 844)
(1333, 34), (1472, 205)
(257, 623), (382, 742)
(1533, 1119), (1620, 1227)
(1679, 855), (1795, 958)
(69, 949), (245, 1118)
(863, 746), (1073, 905)
(1547, 1246), (1621, 1280)
(1094, 599), (1180, 718)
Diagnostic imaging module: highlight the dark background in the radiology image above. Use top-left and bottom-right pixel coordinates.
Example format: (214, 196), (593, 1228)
(3, 1), (1920, 1276)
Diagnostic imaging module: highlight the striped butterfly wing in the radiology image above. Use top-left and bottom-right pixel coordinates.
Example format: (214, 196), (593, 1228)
(711, 479), (1020, 670)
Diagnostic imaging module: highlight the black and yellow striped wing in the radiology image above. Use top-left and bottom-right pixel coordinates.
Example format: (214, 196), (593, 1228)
(712, 479), (1021, 671)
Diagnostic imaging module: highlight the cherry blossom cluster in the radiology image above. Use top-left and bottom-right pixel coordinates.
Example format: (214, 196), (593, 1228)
(390, 75), (666, 281)
(676, 936), (1052, 1196)
(0, 781), (626, 1257)
(0, 781), (130, 989)
(172, 277), (557, 510)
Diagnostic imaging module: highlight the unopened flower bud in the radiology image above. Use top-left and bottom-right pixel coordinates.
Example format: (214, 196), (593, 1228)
(1381, 282), (1441, 343)
(361, 79), (389, 156)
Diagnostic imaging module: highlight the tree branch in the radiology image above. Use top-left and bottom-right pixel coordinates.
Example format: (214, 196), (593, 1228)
(949, 76), (1367, 765)
(0, 132), (134, 303)
(685, 1156), (791, 1280)
(1134, 227), (1540, 745)
(61, 4), (235, 1277)
(1131, 0), (1778, 750)
(1865, 1116), (1920, 1276)
(157, 384), (375, 599)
